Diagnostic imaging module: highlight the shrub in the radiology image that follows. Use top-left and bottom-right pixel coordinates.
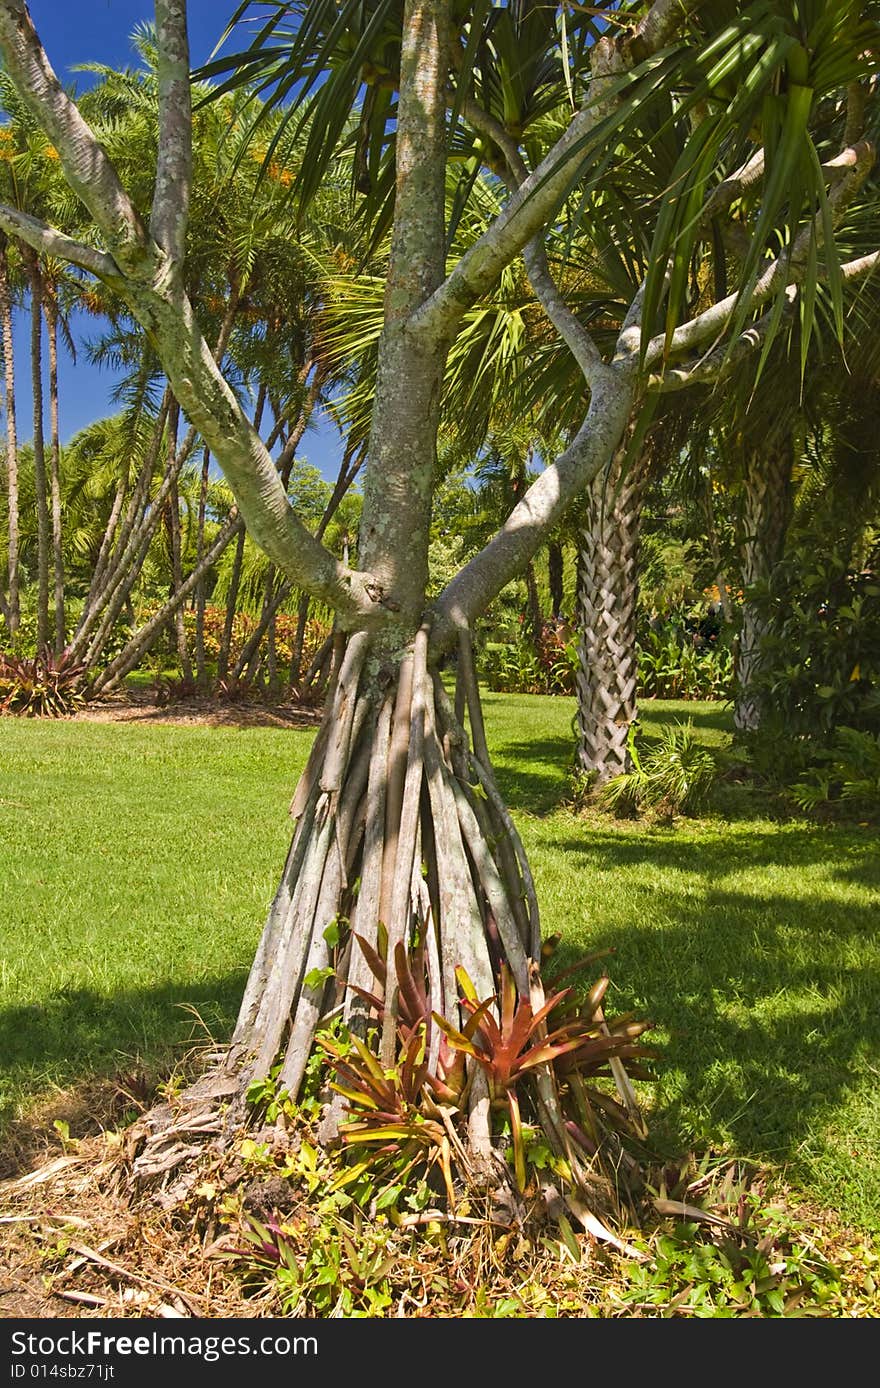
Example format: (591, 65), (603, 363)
(482, 615), (733, 702)
(750, 547), (880, 739)
(0, 647), (88, 718)
(483, 640), (548, 695)
(599, 722), (718, 817)
(638, 624), (734, 701)
(789, 727), (880, 817)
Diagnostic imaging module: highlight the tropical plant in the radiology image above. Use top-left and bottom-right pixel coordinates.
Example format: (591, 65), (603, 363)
(598, 722), (719, 818)
(638, 624), (735, 702)
(434, 964), (651, 1192)
(0, 645), (86, 716)
(749, 543), (880, 739)
(789, 726), (880, 815)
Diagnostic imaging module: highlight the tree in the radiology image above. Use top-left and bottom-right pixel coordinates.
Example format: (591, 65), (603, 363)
(0, 226), (19, 634)
(2, 0), (878, 1222)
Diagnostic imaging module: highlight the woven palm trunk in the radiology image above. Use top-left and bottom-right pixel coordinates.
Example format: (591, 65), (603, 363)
(575, 442), (648, 784)
(734, 439), (793, 733)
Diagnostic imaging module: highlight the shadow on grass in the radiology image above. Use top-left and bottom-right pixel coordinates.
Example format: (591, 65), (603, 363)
(491, 735), (575, 815)
(637, 700), (733, 733)
(0, 974), (246, 1171)
(549, 821), (880, 880)
(549, 828), (880, 1202)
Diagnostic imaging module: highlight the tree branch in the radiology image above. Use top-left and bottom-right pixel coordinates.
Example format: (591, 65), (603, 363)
(431, 373), (635, 655)
(653, 248), (880, 392)
(410, 0), (703, 347)
(458, 91), (608, 388)
(0, 0), (149, 271)
(639, 140), (876, 369)
(0, 203), (119, 281)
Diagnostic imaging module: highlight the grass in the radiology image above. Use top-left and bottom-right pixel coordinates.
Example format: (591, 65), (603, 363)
(1, 695), (878, 1233)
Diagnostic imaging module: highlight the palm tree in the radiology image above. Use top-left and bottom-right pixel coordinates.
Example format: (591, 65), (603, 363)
(5, 0), (879, 1213)
(0, 226), (19, 636)
(24, 245), (49, 647)
(42, 266), (66, 651)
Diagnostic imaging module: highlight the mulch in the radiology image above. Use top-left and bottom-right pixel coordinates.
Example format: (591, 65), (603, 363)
(73, 691), (324, 731)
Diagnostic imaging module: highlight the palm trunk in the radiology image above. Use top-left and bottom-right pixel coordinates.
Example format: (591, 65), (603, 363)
(72, 390), (171, 661)
(93, 511), (242, 694)
(575, 437), (648, 784)
(194, 446), (210, 687)
(217, 526), (245, 685)
(216, 387), (267, 685)
(161, 398), (192, 682)
(734, 438), (793, 733)
(168, 476), (193, 681)
(26, 251), (50, 651)
(524, 559), (543, 653)
(44, 281), (65, 652)
(0, 234), (19, 638)
(288, 593), (311, 690)
(548, 540), (564, 619)
(84, 359), (152, 610)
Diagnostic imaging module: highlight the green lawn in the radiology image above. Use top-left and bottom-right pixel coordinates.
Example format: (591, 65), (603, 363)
(1, 695), (878, 1230)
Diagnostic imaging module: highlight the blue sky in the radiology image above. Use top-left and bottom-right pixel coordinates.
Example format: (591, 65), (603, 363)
(8, 2), (347, 480)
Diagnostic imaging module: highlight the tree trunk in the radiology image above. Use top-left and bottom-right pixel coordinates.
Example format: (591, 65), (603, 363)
(168, 476), (193, 681)
(524, 559), (543, 653)
(72, 391), (171, 664)
(93, 511), (242, 694)
(27, 252), (50, 651)
(734, 438), (793, 733)
(44, 281), (65, 652)
(217, 526), (245, 685)
(288, 592), (311, 690)
(575, 438), (648, 785)
(194, 446), (210, 688)
(548, 540), (564, 620)
(0, 235), (20, 639)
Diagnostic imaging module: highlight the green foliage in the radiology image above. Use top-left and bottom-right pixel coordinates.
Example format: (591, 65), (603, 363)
(750, 546), (880, 739)
(483, 616), (733, 702)
(231, 1194), (397, 1317)
(483, 630), (574, 696)
(638, 625), (734, 702)
(599, 722), (719, 818)
(790, 727), (880, 817)
(0, 648), (87, 718)
(620, 1211), (848, 1318)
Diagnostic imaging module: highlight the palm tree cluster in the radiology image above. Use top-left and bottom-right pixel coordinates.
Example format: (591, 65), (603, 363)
(0, 33), (366, 693)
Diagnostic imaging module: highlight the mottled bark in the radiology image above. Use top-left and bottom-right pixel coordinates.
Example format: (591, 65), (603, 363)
(0, 0), (383, 629)
(357, 0), (450, 643)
